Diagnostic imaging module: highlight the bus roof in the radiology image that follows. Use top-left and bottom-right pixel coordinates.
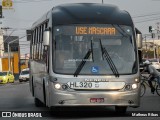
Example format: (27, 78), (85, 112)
(32, 3), (133, 28)
(52, 3), (133, 26)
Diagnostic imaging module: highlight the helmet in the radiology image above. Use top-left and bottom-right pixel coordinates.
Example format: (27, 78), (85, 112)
(144, 60), (151, 65)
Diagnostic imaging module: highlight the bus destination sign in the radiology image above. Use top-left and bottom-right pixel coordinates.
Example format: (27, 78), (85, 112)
(76, 27), (116, 35)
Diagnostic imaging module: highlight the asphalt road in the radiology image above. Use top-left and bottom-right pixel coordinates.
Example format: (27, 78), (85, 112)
(0, 81), (160, 120)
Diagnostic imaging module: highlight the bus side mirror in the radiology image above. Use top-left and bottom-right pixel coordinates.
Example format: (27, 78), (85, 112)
(135, 28), (142, 49)
(43, 29), (50, 46)
(136, 33), (142, 49)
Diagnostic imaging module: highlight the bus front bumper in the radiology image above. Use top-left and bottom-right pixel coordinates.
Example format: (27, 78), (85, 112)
(49, 90), (140, 107)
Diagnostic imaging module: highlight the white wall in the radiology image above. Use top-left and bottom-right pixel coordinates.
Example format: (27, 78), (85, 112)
(0, 33), (4, 57)
(0, 31), (4, 71)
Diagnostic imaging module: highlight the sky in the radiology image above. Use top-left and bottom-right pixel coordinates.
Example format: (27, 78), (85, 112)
(1, 0), (160, 54)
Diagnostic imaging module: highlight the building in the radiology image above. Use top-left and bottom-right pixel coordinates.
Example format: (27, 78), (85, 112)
(142, 39), (160, 59)
(0, 30), (20, 75)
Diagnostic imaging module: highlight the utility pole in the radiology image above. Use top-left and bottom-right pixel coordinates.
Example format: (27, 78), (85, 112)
(8, 35), (26, 72)
(153, 39), (156, 59)
(0, 28), (15, 56)
(102, 0), (104, 4)
(144, 36), (148, 58)
(149, 25), (156, 58)
(156, 22), (160, 33)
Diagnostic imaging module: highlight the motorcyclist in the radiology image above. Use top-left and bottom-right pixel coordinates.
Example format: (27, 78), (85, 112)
(144, 60), (160, 94)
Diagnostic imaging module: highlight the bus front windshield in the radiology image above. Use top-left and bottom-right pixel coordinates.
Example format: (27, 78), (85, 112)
(53, 24), (137, 75)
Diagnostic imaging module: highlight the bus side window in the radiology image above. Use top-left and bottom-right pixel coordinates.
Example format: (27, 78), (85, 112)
(43, 46), (49, 72)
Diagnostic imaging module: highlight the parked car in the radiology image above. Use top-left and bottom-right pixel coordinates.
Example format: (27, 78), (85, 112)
(0, 71), (15, 84)
(19, 68), (29, 82)
(149, 59), (160, 71)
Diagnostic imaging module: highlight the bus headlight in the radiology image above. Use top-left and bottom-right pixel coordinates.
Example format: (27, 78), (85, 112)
(132, 83), (138, 89)
(125, 83), (138, 90)
(134, 78), (139, 82)
(54, 83), (61, 90)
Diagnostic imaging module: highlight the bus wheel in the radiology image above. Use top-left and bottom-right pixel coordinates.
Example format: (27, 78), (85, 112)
(32, 79), (34, 96)
(43, 81), (46, 107)
(115, 106), (127, 114)
(34, 98), (44, 107)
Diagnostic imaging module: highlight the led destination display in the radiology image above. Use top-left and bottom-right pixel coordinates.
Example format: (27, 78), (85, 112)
(54, 25), (132, 36)
(75, 27), (116, 35)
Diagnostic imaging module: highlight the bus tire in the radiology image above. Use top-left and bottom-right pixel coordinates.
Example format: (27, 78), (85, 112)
(43, 80), (46, 107)
(34, 98), (44, 107)
(115, 106), (127, 114)
(32, 78), (34, 96)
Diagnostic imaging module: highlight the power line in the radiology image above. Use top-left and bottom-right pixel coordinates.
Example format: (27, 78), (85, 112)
(135, 17), (160, 23)
(5, 28), (30, 30)
(133, 12), (160, 18)
(4, 17), (34, 22)
(134, 15), (160, 23)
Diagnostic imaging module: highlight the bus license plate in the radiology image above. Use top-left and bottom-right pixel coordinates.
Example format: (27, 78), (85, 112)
(67, 82), (96, 89)
(67, 81), (125, 90)
(90, 98), (104, 103)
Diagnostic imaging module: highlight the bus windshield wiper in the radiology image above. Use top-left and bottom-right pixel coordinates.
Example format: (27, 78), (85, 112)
(100, 39), (119, 77)
(73, 49), (92, 77)
(73, 40), (94, 77)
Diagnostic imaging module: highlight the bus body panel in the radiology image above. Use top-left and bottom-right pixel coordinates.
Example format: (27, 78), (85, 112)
(48, 88), (140, 107)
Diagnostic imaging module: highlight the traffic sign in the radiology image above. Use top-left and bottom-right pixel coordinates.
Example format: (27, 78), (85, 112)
(2, 0), (13, 9)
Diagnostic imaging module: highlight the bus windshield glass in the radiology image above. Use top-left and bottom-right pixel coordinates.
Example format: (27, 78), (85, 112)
(53, 24), (137, 75)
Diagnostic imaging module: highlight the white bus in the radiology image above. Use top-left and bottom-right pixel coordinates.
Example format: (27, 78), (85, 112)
(29, 3), (142, 113)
